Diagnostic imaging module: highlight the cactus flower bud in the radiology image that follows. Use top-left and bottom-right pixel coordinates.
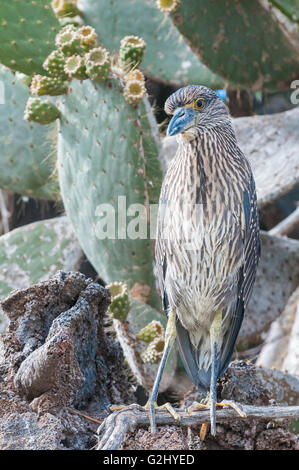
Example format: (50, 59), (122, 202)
(85, 46), (111, 82)
(119, 35), (146, 71)
(136, 320), (164, 343)
(24, 97), (60, 125)
(30, 74), (68, 96)
(107, 282), (130, 322)
(141, 336), (165, 364)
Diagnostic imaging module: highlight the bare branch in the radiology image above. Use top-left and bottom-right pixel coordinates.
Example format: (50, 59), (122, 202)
(96, 404), (299, 450)
(269, 206), (299, 237)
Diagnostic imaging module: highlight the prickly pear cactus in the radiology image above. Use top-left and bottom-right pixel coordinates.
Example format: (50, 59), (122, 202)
(0, 66), (59, 200)
(0, 0), (60, 75)
(56, 78), (162, 308)
(79, 0), (224, 87)
(136, 320), (164, 343)
(0, 216), (82, 299)
(107, 282), (130, 321)
(165, 0), (299, 91)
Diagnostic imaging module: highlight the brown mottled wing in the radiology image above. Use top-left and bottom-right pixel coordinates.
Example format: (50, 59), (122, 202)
(218, 172), (261, 377)
(155, 190), (169, 314)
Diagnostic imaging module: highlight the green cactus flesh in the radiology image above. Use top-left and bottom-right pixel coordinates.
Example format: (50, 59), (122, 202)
(64, 54), (88, 80)
(119, 35), (146, 71)
(30, 74), (68, 96)
(0, 0), (60, 75)
(79, 0), (224, 87)
(168, 0), (299, 91)
(55, 25), (82, 56)
(0, 66), (59, 200)
(85, 47), (111, 82)
(269, 0), (299, 23)
(24, 97), (61, 125)
(136, 320), (164, 343)
(43, 50), (69, 81)
(56, 78), (162, 309)
(0, 216), (82, 299)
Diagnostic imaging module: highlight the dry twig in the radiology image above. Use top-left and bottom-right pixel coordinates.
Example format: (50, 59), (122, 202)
(96, 403), (299, 450)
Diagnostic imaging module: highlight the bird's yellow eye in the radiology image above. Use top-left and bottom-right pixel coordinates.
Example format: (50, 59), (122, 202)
(192, 98), (205, 111)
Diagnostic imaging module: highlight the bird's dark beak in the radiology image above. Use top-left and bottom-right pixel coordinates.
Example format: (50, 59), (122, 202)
(167, 107), (197, 136)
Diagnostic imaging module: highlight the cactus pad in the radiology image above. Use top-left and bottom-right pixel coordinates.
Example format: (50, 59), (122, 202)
(107, 282), (130, 321)
(168, 0), (299, 91)
(0, 0), (60, 75)
(56, 78), (162, 308)
(0, 66), (59, 200)
(0, 216), (82, 299)
(79, 0), (224, 87)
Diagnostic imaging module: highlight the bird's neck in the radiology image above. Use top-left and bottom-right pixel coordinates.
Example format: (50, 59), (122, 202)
(174, 124), (250, 205)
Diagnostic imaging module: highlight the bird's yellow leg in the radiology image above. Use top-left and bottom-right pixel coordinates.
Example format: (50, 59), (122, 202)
(209, 308), (222, 436)
(147, 309), (178, 433)
(187, 308), (246, 440)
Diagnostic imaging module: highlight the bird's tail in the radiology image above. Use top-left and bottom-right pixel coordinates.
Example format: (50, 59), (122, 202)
(176, 318), (210, 393)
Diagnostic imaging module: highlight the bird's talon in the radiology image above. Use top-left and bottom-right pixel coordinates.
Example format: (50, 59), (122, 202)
(218, 400), (247, 418)
(187, 400), (209, 414)
(160, 402), (180, 421)
(108, 404), (126, 412)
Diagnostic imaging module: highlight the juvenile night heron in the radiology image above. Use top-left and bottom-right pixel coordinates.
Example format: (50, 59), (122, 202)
(148, 85), (261, 436)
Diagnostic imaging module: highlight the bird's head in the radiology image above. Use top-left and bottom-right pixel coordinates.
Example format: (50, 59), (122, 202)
(165, 85), (230, 138)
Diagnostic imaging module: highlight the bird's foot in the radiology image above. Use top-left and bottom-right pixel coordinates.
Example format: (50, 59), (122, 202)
(186, 399), (246, 440)
(145, 399), (180, 434)
(108, 401), (180, 434)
